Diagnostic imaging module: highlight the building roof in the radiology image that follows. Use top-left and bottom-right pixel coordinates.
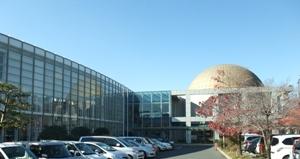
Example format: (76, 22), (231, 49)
(188, 64), (263, 90)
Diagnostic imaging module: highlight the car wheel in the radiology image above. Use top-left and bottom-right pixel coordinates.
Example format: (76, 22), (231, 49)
(283, 155), (289, 159)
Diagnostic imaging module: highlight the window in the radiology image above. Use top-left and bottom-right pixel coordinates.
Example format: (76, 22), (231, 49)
(45, 63), (54, 70)
(23, 43), (34, 52)
(35, 60), (44, 67)
(9, 59), (21, 67)
(9, 51), (21, 60)
(9, 38), (22, 48)
(55, 56), (63, 63)
(87, 144), (103, 153)
(35, 67), (44, 74)
(35, 48), (45, 57)
(23, 56), (33, 64)
(23, 63), (33, 72)
(46, 52), (55, 60)
(162, 92), (170, 102)
(282, 138), (293, 145)
(162, 103), (169, 113)
(152, 94), (160, 102)
(0, 34), (8, 44)
(271, 137), (279, 146)
(105, 139), (120, 147)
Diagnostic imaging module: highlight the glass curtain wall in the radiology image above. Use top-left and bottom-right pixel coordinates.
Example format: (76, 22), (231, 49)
(128, 91), (171, 136)
(0, 33), (130, 141)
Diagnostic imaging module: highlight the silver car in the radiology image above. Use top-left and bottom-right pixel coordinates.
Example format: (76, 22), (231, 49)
(63, 141), (107, 159)
(0, 142), (37, 159)
(119, 138), (156, 158)
(84, 142), (128, 159)
(79, 136), (144, 159)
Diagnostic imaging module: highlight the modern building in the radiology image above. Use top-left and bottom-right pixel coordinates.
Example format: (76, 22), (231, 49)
(127, 64), (264, 143)
(0, 33), (269, 143)
(0, 33), (132, 141)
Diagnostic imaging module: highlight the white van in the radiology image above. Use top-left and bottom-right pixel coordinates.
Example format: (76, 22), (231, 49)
(79, 136), (144, 159)
(271, 134), (300, 159)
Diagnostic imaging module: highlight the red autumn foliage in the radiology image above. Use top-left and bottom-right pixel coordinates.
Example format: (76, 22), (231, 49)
(278, 101), (300, 127)
(196, 93), (244, 136)
(196, 96), (217, 117)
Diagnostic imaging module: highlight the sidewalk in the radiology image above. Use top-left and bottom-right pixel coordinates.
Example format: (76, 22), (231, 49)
(217, 147), (232, 159)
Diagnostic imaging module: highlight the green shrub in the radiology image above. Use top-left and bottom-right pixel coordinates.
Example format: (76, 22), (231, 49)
(93, 127), (110, 136)
(38, 125), (69, 140)
(70, 127), (91, 140)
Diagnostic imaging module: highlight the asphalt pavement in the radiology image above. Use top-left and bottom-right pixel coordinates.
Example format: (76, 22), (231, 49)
(156, 144), (226, 159)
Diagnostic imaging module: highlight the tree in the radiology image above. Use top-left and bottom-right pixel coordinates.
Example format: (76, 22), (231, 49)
(243, 84), (295, 159)
(197, 93), (247, 155)
(39, 125), (69, 140)
(0, 83), (30, 129)
(93, 127), (110, 136)
(70, 127), (91, 140)
(196, 69), (296, 159)
(278, 97), (300, 127)
(196, 69), (253, 155)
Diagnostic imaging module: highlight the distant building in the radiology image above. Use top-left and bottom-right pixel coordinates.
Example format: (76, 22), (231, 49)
(0, 33), (267, 143)
(128, 64), (264, 143)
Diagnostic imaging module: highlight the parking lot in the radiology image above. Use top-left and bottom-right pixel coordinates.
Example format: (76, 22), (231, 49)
(157, 144), (226, 159)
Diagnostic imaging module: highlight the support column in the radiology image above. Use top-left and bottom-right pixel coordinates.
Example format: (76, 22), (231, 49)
(185, 93), (191, 144)
(1, 128), (4, 142)
(14, 129), (18, 141)
(214, 131), (220, 140)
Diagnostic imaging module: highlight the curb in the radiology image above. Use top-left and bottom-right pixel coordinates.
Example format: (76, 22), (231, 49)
(176, 144), (213, 146)
(217, 147), (232, 159)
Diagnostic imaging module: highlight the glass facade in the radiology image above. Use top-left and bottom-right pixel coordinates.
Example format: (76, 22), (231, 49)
(0, 33), (132, 140)
(127, 91), (171, 137)
(0, 33), (199, 143)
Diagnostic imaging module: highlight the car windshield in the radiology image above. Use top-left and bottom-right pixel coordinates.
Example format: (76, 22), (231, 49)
(250, 138), (260, 143)
(41, 144), (72, 158)
(117, 138), (134, 147)
(246, 136), (260, 141)
(75, 143), (95, 155)
(2, 146), (37, 159)
(126, 140), (140, 147)
(97, 143), (116, 151)
(151, 138), (160, 143)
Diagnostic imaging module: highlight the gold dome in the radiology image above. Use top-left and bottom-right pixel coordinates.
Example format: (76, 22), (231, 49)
(188, 64), (263, 90)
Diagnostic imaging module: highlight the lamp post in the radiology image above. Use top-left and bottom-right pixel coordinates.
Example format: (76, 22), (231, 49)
(295, 77), (300, 129)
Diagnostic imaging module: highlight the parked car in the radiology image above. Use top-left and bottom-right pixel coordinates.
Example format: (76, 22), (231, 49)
(28, 141), (79, 159)
(156, 138), (175, 147)
(144, 138), (166, 151)
(79, 136), (144, 159)
(119, 138), (156, 158)
(242, 133), (262, 151)
(150, 138), (172, 151)
(124, 137), (159, 153)
(143, 138), (159, 152)
(64, 141), (107, 159)
(84, 142), (129, 159)
(0, 142), (37, 159)
(246, 137), (264, 154)
(291, 138), (300, 159)
(119, 137), (157, 151)
(271, 134), (300, 159)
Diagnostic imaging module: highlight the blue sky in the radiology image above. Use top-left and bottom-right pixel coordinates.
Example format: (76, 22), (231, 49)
(0, 0), (299, 91)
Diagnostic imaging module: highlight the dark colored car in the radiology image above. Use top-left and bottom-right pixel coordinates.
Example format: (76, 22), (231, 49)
(28, 141), (78, 159)
(246, 137), (264, 154)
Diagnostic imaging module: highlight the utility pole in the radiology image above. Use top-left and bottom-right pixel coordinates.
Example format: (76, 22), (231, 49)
(298, 78), (300, 98)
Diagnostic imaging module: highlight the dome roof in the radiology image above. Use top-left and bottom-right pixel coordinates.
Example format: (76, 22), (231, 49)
(188, 64), (263, 90)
